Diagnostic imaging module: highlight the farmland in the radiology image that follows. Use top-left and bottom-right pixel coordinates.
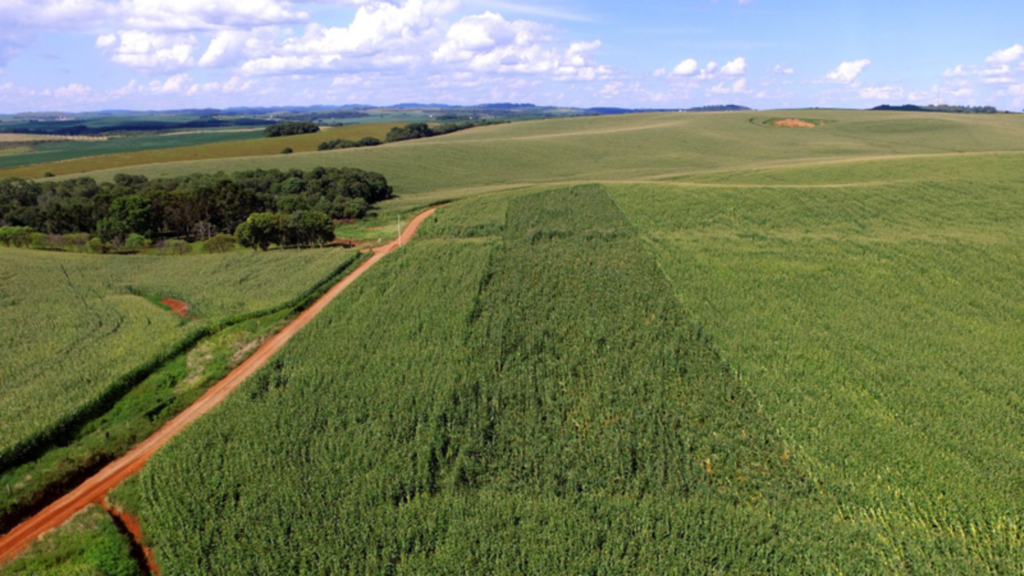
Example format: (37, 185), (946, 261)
(5, 109), (1024, 572)
(0, 247), (358, 470)
(0, 123), (401, 178)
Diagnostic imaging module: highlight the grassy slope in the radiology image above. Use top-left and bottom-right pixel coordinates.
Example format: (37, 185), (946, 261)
(0, 247), (356, 458)
(0, 123), (402, 178)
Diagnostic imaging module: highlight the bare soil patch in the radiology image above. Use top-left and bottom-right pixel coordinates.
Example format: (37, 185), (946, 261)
(773, 119), (818, 128)
(159, 299), (190, 319)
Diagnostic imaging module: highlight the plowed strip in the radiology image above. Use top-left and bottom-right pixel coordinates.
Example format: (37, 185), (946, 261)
(0, 206), (439, 566)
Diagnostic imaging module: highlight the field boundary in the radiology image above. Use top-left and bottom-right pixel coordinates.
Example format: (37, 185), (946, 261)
(0, 206), (439, 567)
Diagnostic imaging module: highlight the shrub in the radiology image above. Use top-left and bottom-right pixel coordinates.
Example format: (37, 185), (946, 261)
(204, 233), (237, 253)
(86, 237), (106, 254)
(125, 233), (151, 252)
(160, 239), (192, 255)
(281, 147), (293, 154)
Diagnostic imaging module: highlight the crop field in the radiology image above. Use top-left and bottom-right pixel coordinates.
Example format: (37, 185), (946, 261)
(7, 109), (1024, 572)
(0, 247), (357, 470)
(0, 123), (402, 178)
(0, 130), (264, 173)
(117, 188), (882, 573)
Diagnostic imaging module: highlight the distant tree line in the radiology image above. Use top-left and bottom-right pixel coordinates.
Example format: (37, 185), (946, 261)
(0, 167), (392, 252)
(384, 120), (508, 143)
(264, 121), (321, 138)
(873, 104), (1001, 114)
(3, 117), (272, 137)
(318, 136), (383, 151)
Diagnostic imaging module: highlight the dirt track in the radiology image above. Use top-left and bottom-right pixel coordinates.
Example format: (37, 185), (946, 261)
(0, 206), (439, 566)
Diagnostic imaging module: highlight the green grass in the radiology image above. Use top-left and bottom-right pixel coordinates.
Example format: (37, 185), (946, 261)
(0, 505), (141, 576)
(0, 247), (357, 466)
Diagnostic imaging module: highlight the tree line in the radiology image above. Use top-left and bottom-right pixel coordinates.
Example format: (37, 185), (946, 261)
(264, 121), (321, 138)
(0, 167), (392, 251)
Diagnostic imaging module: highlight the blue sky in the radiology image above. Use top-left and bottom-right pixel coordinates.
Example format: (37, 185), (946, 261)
(0, 0), (1022, 113)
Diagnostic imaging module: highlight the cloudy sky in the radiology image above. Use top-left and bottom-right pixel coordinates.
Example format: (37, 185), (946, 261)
(0, 0), (1022, 113)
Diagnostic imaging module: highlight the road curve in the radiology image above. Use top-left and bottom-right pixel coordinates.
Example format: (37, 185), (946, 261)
(0, 206), (440, 565)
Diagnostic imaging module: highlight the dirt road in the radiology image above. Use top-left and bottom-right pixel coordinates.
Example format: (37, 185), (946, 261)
(0, 206), (439, 566)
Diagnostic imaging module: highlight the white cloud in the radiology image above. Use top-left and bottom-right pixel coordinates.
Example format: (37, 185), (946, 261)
(986, 44), (1024, 64)
(0, 0), (114, 31)
(773, 64), (794, 74)
(198, 27), (279, 67)
(98, 30), (198, 70)
(120, 0), (307, 31)
(826, 59), (870, 83)
(671, 58), (698, 76)
(720, 57), (745, 75)
(942, 64), (967, 77)
(239, 0), (456, 74)
(707, 77), (748, 95)
(432, 11), (608, 80)
(859, 85), (904, 100)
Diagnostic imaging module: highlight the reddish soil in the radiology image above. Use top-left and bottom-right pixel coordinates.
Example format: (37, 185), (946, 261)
(159, 298), (189, 319)
(773, 118), (817, 128)
(0, 206), (440, 568)
(101, 501), (160, 575)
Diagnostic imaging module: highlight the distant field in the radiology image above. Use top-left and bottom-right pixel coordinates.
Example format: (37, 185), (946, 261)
(0, 123), (402, 177)
(0, 247), (356, 467)
(57, 110), (1024, 204)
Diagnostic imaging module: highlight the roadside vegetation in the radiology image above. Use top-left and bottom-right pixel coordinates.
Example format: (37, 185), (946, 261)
(0, 505), (141, 576)
(0, 246), (361, 532)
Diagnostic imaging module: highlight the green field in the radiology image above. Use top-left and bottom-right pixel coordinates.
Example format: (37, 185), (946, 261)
(0, 130), (264, 172)
(0, 123), (402, 177)
(0, 247), (357, 468)
(8, 109), (1024, 572)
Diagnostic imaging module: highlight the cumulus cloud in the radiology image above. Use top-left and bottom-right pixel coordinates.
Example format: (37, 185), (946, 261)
(986, 44), (1024, 64)
(432, 11), (608, 80)
(773, 64), (794, 74)
(97, 30), (198, 70)
(825, 59), (870, 83)
(707, 77), (748, 95)
(239, 0), (456, 74)
(671, 58), (698, 76)
(668, 57), (745, 80)
(720, 57), (746, 75)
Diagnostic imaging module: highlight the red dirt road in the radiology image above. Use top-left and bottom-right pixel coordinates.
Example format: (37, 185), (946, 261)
(0, 206), (439, 566)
